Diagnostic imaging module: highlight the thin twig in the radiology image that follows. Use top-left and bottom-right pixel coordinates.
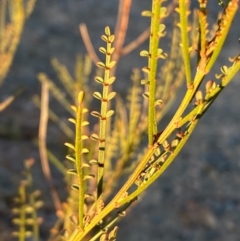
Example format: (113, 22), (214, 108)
(79, 23), (100, 65)
(113, 0), (132, 62)
(39, 81), (62, 211)
(0, 87), (24, 112)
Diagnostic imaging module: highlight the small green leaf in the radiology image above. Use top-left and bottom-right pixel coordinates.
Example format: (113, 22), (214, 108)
(67, 169), (77, 175)
(109, 35), (115, 43)
(163, 140), (169, 149)
(109, 227), (118, 241)
(89, 159), (98, 165)
(109, 47), (115, 54)
(154, 148), (161, 156)
(91, 133), (99, 141)
(64, 142), (75, 150)
(154, 99), (163, 106)
(71, 184), (80, 191)
(221, 65), (228, 74)
(105, 26), (111, 36)
(215, 73), (224, 79)
(83, 108), (88, 113)
(157, 48), (163, 55)
(34, 201), (44, 209)
(171, 139), (179, 148)
(91, 111), (102, 118)
(100, 233), (108, 241)
(83, 174), (95, 181)
(140, 50), (149, 57)
(66, 155), (75, 162)
(97, 62), (106, 68)
(71, 105), (77, 112)
(106, 110), (114, 118)
(99, 47), (107, 54)
(101, 35), (108, 42)
(81, 135), (88, 140)
(141, 79), (149, 85)
(12, 219), (21, 225)
(107, 92), (116, 100)
(142, 67), (150, 74)
(141, 10), (153, 17)
(77, 91), (85, 103)
(81, 121), (89, 126)
(195, 90), (203, 102)
(212, 82), (217, 89)
(84, 193), (95, 200)
(108, 61), (116, 69)
(68, 118), (76, 124)
(157, 48), (167, 59)
(26, 219), (35, 225)
(205, 80), (214, 92)
(81, 148), (89, 154)
(107, 76), (116, 85)
(118, 211), (126, 217)
(142, 92), (149, 99)
(158, 25), (166, 37)
(24, 206), (34, 213)
(95, 76), (104, 84)
(160, 7), (167, 18)
(93, 91), (102, 100)
(82, 163), (90, 168)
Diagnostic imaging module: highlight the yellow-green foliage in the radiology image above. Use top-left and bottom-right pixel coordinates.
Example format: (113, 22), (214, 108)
(10, 0), (240, 240)
(0, 0), (36, 86)
(12, 159), (43, 241)
(0, 0), (36, 112)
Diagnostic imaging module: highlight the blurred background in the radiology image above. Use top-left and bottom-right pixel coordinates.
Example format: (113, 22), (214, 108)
(0, 0), (240, 240)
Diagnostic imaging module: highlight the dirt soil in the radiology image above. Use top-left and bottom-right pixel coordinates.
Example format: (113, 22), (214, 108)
(0, 1), (240, 241)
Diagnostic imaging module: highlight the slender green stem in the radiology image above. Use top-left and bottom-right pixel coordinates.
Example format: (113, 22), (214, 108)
(148, 0), (162, 145)
(96, 28), (116, 204)
(30, 194), (39, 241)
(69, 146), (156, 241)
(118, 112), (201, 206)
(97, 43), (111, 200)
(75, 91), (85, 230)
(178, 0), (192, 87)
(19, 185), (26, 241)
(156, 69), (204, 145)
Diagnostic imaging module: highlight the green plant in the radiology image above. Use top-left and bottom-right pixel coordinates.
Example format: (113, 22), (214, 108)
(0, 0), (36, 112)
(11, 0), (240, 240)
(12, 159), (43, 241)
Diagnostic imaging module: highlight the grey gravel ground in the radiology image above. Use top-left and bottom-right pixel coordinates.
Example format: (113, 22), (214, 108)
(0, 1), (240, 241)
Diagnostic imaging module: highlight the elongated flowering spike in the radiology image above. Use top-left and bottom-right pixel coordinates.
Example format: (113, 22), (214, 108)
(65, 90), (92, 230)
(92, 26), (117, 202)
(12, 159), (43, 240)
(141, 1), (169, 146)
